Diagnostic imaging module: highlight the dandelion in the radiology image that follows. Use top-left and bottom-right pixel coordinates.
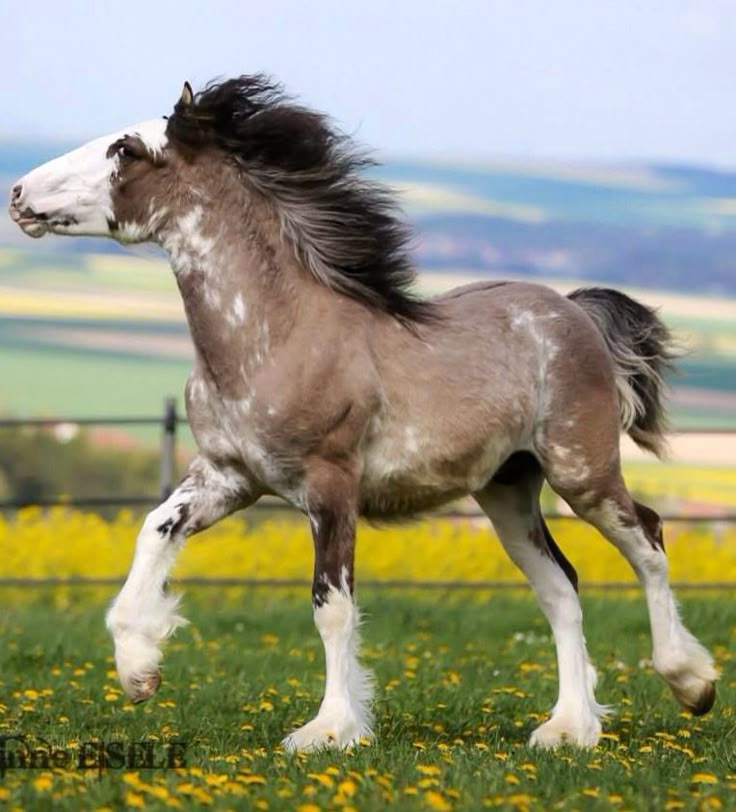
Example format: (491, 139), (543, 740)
(307, 773), (334, 789)
(337, 779), (357, 796)
(32, 773), (53, 792)
(204, 774), (228, 787)
(691, 772), (719, 784)
(424, 790), (452, 811)
(507, 794), (533, 809)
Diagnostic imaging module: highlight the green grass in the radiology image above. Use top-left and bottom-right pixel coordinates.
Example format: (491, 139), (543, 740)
(0, 345), (193, 447)
(0, 346), (189, 419)
(1, 588), (734, 809)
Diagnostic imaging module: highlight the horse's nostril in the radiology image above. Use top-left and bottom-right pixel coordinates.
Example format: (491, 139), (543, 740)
(11, 183), (22, 202)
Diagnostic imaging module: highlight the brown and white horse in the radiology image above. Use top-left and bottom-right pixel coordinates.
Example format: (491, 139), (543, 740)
(9, 76), (717, 751)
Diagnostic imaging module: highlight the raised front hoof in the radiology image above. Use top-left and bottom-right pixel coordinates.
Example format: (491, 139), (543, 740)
(529, 715), (602, 750)
(281, 717), (373, 753)
(679, 680), (716, 717)
(129, 671), (162, 704)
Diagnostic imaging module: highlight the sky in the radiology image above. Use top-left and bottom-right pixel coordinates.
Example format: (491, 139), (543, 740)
(2, 0), (735, 167)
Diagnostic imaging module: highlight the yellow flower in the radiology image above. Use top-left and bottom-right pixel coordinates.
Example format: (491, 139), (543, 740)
(691, 772), (719, 784)
(416, 764), (442, 776)
(191, 787), (213, 804)
(32, 773), (53, 792)
(4, 505), (736, 584)
(307, 773), (334, 789)
(424, 791), (452, 811)
(337, 779), (357, 796)
(125, 792), (145, 808)
(202, 774), (226, 787)
(241, 775), (266, 785)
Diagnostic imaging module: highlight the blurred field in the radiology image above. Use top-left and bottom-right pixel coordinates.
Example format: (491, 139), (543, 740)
(2, 247), (735, 429)
(2, 247), (735, 510)
(2, 509), (735, 584)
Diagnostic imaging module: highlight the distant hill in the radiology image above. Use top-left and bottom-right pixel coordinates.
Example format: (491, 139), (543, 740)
(1, 141), (736, 431)
(2, 142), (736, 295)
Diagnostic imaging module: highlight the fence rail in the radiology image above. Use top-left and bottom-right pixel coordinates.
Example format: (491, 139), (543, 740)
(2, 398), (735, 523)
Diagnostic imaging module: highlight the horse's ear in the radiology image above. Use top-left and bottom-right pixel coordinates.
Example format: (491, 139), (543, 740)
(179, 81), (194, 107)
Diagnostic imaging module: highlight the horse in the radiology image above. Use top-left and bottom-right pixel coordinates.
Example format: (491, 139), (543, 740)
(9, 75), (717, 752)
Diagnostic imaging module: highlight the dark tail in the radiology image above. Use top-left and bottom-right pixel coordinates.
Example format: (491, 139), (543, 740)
(568, 287), (679, 458)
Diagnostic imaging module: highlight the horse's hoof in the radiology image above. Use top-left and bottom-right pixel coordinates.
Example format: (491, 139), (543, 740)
(529, 713), (602, 749)
(281, 714), (373, 753)
(131, 671), (162, 703)
(687, 680), (716, 716)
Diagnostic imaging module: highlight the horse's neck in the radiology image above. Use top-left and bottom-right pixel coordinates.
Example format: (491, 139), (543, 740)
(162, 210), (304, 394)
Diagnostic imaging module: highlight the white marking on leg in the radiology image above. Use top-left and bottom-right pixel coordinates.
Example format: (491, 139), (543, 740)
(283, 572), (374, 752)
(527, 574), (608, 749)
(105, 501), (189, 701)
(106, 458), (252, 703)
(476, 490), (606, 748)
(591, 500), (717, 710)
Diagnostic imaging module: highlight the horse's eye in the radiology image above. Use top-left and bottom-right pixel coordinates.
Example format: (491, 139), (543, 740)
(118, 143), (139, 160)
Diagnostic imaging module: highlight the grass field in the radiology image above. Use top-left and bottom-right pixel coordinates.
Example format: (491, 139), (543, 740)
(0, 589), (734, 810)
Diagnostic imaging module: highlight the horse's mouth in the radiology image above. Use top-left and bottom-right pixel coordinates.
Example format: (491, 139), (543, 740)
(17, 218), (50, 238)
(9, 205), (64, 238)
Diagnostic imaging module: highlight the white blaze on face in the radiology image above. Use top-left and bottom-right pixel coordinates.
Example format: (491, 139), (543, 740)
(10, 118), (168, 240)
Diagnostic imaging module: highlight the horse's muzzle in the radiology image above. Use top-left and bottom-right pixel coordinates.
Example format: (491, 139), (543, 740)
(9, 184), (54, 238)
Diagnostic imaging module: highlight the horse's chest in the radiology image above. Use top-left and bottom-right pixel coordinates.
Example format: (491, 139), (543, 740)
(188, 385), (305, 501)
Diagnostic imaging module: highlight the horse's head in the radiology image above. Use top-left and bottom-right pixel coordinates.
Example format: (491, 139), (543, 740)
(8, 84), (196, 244)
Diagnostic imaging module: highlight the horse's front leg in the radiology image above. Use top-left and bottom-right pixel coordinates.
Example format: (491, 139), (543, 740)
(283, 464), (373, 752)
(106, 456), (254, 702)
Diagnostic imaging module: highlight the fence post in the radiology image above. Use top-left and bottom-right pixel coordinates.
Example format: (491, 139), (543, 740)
(159, 397), (178, 501)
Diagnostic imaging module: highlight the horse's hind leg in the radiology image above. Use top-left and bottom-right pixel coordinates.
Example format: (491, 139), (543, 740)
(546, 457), (717, 716)
(475, 455), (607, 748)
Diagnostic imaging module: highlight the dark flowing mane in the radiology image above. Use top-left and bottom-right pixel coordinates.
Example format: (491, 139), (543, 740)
(166, 75), (435, 324)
